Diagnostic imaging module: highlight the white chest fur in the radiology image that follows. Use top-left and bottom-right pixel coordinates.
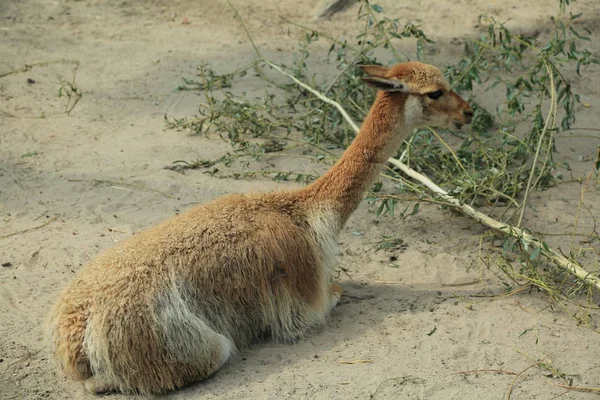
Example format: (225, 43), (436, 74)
(306, 207), (341, 272)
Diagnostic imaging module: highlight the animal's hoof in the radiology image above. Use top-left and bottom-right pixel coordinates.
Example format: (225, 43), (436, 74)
(84, 376), (115, 395)
(330, 282), (343, 298)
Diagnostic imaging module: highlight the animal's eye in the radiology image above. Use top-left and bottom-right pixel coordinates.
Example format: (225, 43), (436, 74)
(426, 90), (444, 100)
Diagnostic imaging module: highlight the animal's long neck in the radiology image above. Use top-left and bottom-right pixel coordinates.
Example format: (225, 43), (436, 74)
(302, 92), (412, 227)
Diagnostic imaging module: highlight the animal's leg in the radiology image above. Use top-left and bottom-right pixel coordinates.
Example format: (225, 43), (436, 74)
(168, 332), (234, 390)
(210, 334), (234, 373)
(328, 282), (343, 310)
(84, 333), (232, 395)
(84, 375), (118, 395)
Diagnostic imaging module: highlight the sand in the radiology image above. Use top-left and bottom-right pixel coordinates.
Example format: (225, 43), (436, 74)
(1, 0), (599, 399)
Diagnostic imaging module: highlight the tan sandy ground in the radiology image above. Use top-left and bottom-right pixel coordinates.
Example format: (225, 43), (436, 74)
(1, 0), (600, 399)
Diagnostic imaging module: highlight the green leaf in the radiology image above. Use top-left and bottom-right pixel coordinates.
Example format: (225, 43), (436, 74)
(569, 26), (591, 41)
(376, 200), (386, 217)
(519, 328), (533, 338)
(371, 4), (384, 13)
(410, 203), (420, 216)
(530, 247), (541, 261)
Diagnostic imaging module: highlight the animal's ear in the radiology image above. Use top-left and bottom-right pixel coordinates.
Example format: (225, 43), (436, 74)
(362, 76), (409, 92)
(359, 65), (390, 78)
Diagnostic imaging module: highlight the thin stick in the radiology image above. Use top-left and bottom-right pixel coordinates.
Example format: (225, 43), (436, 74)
(450, 47), (487, 90)
(506, 362), (540, 400)
(338, 359), (373, 364)
(552, 383), (600, 393)
(567, 127), (600, 132)
(427, 127), (470, 177)
(569, 170), (593, 254)
(0, 216), (58, 239)
(263, 59), (600, 292)
(262, 60), (360, 132)
(517, 61), (556, 227)
(557, 134), (600, 140)
(452, 369), (518, 376)
(280, 16), (356, 51)
(67, 179), (173, 199)
(226, 0), (262, 59)
(0, 59), (80, 78)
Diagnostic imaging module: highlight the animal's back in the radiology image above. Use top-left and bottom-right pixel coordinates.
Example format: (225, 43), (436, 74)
(45, 192), (331, 393)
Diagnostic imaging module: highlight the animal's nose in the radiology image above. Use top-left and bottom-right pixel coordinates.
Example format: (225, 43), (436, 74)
(463, 108), (474, 123)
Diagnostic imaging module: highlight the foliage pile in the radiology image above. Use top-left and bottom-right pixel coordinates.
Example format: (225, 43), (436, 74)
(166, 1), (599, 308)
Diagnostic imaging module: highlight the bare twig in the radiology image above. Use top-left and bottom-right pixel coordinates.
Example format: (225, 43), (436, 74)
(452, 369), (518, 376)
(262, 60), (360, 133)
(0, 216), (58, 239)
(517, 61), (556, 227)
(226, 0), (261, 58)
(339, 359), (373, 364)
(569, 169), (594, 254)
(67, 179), (173, 199)
(0, 59), (80, 78)
(506, 361), (542, 400)
(552, 383), (600, 393)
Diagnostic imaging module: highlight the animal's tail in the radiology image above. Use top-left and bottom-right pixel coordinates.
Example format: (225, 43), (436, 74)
(44, 296), (92, 381)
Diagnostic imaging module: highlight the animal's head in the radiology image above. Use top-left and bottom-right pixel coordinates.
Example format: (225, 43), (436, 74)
(360, 62), (473, 129)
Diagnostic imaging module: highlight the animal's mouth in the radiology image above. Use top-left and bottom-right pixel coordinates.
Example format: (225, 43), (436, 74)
(453, 116), (473, 130)
(453, 120), (466, 130)
(453, 107), (474, 129)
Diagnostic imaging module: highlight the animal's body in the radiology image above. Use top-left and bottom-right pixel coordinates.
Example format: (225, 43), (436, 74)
(46, 62), (472, 395)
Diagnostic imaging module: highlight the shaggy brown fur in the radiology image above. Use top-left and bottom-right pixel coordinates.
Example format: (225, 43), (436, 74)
(45, 62), (472, 395)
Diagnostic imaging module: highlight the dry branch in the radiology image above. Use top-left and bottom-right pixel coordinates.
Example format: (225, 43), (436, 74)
(0, 216), (58, 239)
(264, 60), (600, 293)
(387, 158), (600, 291)
(0, 59), (79, 78)
(452, 369), (518, 376)
(66, 179), (173, 199)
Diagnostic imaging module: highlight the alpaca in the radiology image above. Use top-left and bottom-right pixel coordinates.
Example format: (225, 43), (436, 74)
(45, 61), (473, 395)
